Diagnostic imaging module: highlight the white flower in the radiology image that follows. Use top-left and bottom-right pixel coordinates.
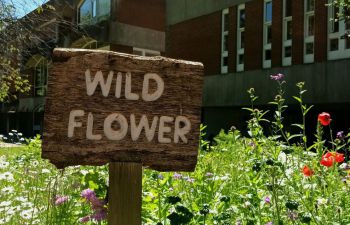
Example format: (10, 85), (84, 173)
(11, 130), (17, 133)
(1, 186), (14, 194)
(243, 201), (251, 208)
(18, 133), (23, 136)
(0, 201), (12, 207)
(20, 210), (33, 220)
(8, 133), (13, 136)
(317, 197), (328, 205)
(21, 202), (34, 208)
(0, 161), (9, 169)
(0, 217), (10, 224)
(15, 196), (27, 202)
(31, 161), (39, 167)
(41, 169), (51, 174)
(0, 172), (14, 182)
(80, 170), (89, 176)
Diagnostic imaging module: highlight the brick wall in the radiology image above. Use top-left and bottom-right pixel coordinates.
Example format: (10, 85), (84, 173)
(115, 0), (165, 31)
(228, 6), (237, 73)
(272, 0), (283, 67)
(245, 0), (263, 70)
(166, 11), (222, 75)
(292, 0), (304, 65)
(314, 0), (328, 62)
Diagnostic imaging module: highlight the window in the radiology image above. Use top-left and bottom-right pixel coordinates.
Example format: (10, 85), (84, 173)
(78, 0), (110, 25)
(133, 48), (161, 57)
(304, 0), (315, 63)
(328, 2), (350, 60)
(237, 4), (245, 72)
(263, 0), (272, 68)
(283, 0), (292, 66)
(221, 8), (229, 73)
(34, 58), (48, 97)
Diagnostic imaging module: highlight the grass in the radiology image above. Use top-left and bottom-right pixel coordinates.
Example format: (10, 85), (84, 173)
(0, 145), (27, 157)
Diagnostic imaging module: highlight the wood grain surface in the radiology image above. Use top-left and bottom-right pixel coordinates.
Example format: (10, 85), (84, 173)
(42, 48), (203, 171)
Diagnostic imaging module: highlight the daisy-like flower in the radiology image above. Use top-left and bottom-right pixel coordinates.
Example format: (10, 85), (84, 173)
(1, 186), (14, 195)
(0, 172), (14, 182)
(20, 210), (32, 220)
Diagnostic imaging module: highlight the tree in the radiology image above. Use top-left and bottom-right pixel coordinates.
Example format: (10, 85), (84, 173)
(0, 0), (82, 102)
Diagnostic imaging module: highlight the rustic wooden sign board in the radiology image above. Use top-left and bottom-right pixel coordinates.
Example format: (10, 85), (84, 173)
(42, 48), (203, 172)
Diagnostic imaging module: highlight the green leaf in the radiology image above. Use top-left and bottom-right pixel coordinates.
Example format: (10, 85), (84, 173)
(293, 96), (302, 103)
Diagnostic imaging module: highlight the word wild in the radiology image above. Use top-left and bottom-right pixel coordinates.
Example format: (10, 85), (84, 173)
(67, 70), (191, 144)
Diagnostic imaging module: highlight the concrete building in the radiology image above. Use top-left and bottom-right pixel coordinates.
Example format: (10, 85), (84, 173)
(165, 0), (350, 138)
(0, 0), (165, 137)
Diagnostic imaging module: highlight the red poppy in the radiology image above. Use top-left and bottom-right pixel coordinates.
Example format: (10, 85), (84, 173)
(318, 112), (331, 126)
(320, 152), (345, 167)
(302, 165), (314, 176)
(320, 156), (333, 167)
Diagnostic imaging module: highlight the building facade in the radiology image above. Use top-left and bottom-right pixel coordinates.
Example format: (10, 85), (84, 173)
(166, 0), (350, 138)
(0, 0), (165, 137)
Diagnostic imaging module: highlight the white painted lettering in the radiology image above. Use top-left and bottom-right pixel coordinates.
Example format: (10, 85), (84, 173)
(68, 110), (85, 137)
(142, 73), (164, 101)
(85, 69), (113, 97)
(104, 113), (128, 140)
(174, 116), (191, 143)
(125, 72), (139, 100)
(115, 72), (122, 98)
(130, 114), (158, 141)
(86, 112), (102, 140)
(158, 116), (174, 143)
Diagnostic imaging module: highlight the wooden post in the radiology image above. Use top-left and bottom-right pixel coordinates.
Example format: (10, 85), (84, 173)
(108, 162), (142, 225)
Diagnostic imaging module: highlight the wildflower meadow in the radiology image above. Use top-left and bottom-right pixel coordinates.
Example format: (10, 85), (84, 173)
(1, 75), (350, 224)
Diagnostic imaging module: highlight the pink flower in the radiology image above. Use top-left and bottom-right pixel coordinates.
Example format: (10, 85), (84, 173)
(54, 196), (69, 206)
(270, 73), (284, 81)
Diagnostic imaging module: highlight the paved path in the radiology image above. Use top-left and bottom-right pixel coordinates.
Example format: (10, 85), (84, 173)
(0, 142), (22, 148)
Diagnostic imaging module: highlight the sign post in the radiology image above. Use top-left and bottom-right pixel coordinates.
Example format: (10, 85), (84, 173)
(42, 48), (203, 224)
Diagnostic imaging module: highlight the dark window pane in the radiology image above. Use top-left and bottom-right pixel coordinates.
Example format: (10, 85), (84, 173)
(332, 7), (339, 33)
(308, 15), (314, 36)
(285, 0), (292, 17)
(346, 38), (350, 49)
(265, 49), (271, 60)
(285, 46), (292, 57)
(330, 38), (339, 51)
(224, 13), (229, 31)
(286, 20), (292, 40)
(241, 31), (245, 48)
(240, 9), (246, 28)
(223, 56), (228, 66)
(265, 2), (272, 22)
(306, 42), (314, 54)
(267, 25), (272, 43)
(239, 54), (244, 64)
(306, 0), (314, 12)
(223, 34), (228, 51)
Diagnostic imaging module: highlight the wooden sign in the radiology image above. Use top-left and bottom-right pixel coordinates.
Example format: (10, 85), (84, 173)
(42, 48), (203, 171)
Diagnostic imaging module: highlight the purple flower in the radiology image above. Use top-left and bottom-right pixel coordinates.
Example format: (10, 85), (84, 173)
(158, 174), (164, 180)
(173, 172), (182, 179)
(185, 177), (195, 183)
(79, 216), (90, 223)
(54, 196), (69, 206)
(81, 189), (96, 202)
(270, 73), (284, 81)
(205, 172), (214, 177)
(265, 222), (273, 225)
(264, 196), (271, 204)
(337, 131), (345, 140)
(91, 208), (107, 221)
